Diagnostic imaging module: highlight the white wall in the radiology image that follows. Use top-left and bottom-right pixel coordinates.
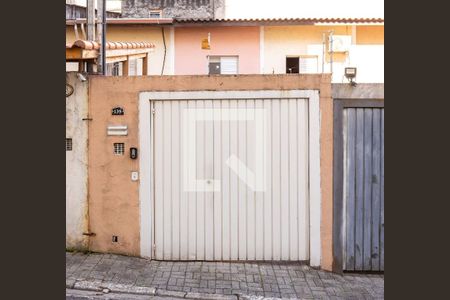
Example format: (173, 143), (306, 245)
(66, 72), (89, 250)
(225, 0), (384, 19)
(262, 25), (384, 83)
(347, 45), (384, 83)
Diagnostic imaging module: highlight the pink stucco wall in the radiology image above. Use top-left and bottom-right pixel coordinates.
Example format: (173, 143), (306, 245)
(174, 26), (260, 75)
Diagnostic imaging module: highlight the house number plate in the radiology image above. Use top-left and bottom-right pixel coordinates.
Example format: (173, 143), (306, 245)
(112, 107), (124, 115)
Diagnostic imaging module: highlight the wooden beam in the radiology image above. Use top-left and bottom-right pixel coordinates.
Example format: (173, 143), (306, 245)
(82, 49), (99, 59)
(66, 48), (82, 60)
(106, 56), (128, 64)
(129, 53), (147, 60)
(143, 53), (149, 75)
(66, 48), (98, 60)
(122, 57), (129, 76)
(105, 48), (153, 58)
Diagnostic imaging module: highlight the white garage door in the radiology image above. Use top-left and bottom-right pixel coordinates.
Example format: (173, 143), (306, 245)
(150, 95), (312, 261)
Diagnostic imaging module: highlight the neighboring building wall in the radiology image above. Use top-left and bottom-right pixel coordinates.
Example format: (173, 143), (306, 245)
(66, 0), (122, 13)
(66, 24), (382, 79)
(350, 26), (384, 83)
(66, 72), (89, 251)
(66, 3), (121, 19)
(87, 74), (333, 271)
(66, 25), (175, 75)
(122, 0), (225, 19)
(174, 26), (260, 75)
(263, 25), (384, 83)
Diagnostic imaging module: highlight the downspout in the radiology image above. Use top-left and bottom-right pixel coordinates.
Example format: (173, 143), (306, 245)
(329, 30), (334, 75)
(161, 27), (167, 76)
(101, 0), (106, 75)
(97, 0), (106, 75)
(86, 0), (95, 73)
(322, 32), (325, 73)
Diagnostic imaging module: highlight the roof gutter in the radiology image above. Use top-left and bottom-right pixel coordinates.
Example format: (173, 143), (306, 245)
(66, 18), (383, 27)
(66, 18), (174, 25)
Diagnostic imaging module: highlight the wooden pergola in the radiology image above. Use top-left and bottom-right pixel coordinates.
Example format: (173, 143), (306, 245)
(66, 40), (155, 75)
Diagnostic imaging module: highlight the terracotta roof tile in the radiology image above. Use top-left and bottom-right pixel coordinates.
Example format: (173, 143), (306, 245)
(174, 17), (384, 24)
(66, 40), (155, 50)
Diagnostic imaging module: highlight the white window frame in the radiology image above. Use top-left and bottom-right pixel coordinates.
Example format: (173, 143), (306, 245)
(207, 55), (239, 75)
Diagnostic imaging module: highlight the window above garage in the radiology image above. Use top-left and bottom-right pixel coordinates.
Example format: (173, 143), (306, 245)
(286, 55), (319, 74)
(208, 56), (239, 75)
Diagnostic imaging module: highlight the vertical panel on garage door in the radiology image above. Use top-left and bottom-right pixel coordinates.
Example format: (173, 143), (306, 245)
(153, 98), (309, 261)
(343, 107), (384, 271)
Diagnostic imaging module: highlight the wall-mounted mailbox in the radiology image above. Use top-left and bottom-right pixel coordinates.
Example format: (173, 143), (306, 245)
(130, 147), (138, 159)
(107, 125), (128, 136)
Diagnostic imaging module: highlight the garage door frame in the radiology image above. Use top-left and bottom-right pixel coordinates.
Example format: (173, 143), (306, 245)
(332, 98), (384, 273)
(139, 90), (321, 265)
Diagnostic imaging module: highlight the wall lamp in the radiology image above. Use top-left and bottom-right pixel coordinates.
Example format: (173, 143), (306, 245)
(344, 67), (357, 86)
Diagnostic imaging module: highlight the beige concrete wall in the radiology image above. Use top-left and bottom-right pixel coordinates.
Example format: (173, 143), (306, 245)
(66, 72), (89, 250)
(66, 25), (174, 75)
(88, 74), (333, 270)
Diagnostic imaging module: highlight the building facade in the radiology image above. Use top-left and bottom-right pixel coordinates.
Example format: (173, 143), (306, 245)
(66, 1), (384, 272)
(66, 20), (384, 83)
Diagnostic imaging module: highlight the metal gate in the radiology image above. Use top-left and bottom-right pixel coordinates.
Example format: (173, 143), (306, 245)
(333, 99), (384, 272)
(150, 93), (312, 261)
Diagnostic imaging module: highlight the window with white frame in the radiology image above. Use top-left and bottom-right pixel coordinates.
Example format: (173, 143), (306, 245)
(208, 56), (239, 75)
(286, 55), (319, 74)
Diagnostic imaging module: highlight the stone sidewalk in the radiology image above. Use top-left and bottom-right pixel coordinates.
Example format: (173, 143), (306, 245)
(66, 252), (384, 299)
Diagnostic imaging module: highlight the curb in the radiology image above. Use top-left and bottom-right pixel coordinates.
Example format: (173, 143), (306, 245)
(67, 279), (242, 300)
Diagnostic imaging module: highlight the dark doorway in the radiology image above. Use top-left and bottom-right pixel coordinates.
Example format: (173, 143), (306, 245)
(286, 57), (299, 73)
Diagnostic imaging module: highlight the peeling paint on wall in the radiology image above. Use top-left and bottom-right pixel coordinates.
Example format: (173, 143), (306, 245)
(66, 72), (89, 251)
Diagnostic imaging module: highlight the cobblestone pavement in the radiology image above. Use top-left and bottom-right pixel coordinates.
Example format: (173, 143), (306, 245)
(66, 288), (180, 300)
(66, 252), (384, 299)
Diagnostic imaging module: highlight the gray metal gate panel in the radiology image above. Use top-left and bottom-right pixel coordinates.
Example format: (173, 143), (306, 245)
(333, 99), (384, 273)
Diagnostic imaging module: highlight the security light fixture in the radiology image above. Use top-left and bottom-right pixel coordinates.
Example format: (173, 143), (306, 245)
(344, 67), (357, 86)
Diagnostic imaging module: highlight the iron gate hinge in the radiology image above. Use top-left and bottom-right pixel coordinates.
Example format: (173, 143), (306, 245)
(152, 244), (156, 256)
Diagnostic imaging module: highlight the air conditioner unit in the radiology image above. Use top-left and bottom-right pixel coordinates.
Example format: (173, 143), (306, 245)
(329, 35), (352, 53)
